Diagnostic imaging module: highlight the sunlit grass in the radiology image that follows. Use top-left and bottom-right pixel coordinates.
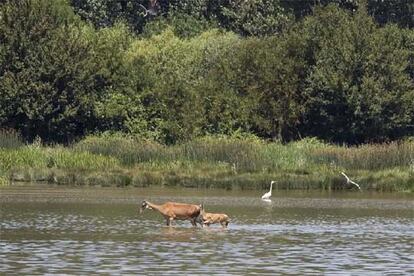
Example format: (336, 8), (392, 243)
(309, 141), (414, 170)
(74, 135), (171, 165)
(0, 145), (119, 171)
(1, 133), (413, 191)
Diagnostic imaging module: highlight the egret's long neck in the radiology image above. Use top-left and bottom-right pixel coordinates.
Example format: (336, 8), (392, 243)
(269, 182), (273, 192)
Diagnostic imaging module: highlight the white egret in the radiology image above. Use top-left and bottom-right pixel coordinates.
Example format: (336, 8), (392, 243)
(261, 181), (275, 200)
(138, 0), (158, 17)
(341, 172), (361, 191)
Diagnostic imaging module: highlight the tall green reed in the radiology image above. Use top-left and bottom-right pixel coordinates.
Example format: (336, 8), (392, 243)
(0, 145), (119, 171)
(74, 135), (172, 166)
(0, 129), (24, 149)
(178, 136), (264, 172)
(309, 140), (414, 170)
(72, 135), (414, 173)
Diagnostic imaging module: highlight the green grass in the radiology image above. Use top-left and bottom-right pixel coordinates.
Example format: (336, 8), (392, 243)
(0, 146), (119, 171)
(0, 129), (25, 149)
(1, 133), (413, 192)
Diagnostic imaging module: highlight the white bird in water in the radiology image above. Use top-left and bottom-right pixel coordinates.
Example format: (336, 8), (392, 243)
(341, 172), (361, 191)
(262, 181), (275, 200)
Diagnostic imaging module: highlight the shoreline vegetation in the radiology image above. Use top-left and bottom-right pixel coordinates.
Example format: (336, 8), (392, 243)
(1, 131), (413, 192)
(0, 2), (413, 194)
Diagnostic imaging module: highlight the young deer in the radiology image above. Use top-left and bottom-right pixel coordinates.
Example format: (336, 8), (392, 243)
(197, 204), (230, 228)
(140, 200), (201, 227)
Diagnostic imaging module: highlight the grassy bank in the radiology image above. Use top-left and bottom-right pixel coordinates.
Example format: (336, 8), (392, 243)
(1, 131), (413, 192)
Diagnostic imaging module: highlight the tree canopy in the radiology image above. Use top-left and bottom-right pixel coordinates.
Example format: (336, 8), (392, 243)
(0, 0), (413, 144)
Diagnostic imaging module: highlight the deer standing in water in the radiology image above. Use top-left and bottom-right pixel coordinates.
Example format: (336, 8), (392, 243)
(140, 200), (201, 227)
(197, 204), (230, 228)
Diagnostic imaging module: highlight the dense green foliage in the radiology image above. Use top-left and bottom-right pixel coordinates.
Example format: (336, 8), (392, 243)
(68, 0), (414, 35)
(0, 0), (413, 144)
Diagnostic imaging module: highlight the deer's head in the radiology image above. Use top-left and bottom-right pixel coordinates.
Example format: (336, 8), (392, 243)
(140, 200), (150, 214)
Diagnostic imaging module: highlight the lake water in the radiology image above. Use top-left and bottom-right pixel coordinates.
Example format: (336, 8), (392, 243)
(1, 186), (413, 274)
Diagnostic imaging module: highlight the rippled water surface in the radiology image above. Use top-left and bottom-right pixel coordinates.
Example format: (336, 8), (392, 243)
(1, 186), (413, 274)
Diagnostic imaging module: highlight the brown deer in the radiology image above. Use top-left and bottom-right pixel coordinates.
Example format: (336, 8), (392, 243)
(140, 200), (201, 227)
(197, 204), (230, 228)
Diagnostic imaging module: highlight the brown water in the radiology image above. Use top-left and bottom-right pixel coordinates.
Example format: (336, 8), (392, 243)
(1, 186), (413, 274)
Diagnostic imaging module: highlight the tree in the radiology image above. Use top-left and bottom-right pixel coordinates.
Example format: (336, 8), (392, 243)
(282, 0), (414, 28)
(193, 31), (254, 136)
(92, 23), (148, 136)
(231, 32), (307, 142)
(0, 0), (106, 142)
(367, 0), (414, 28)
(126, 29), (205, 143)
(70, 0), (149, 32)
(70, 0), (294, 37)
(220, 0), (292, 36)
(0, 0), (139, 143)
(299, 4), (414, 143)
(142, 11), (216, 38)
(357, 25), (414, 140)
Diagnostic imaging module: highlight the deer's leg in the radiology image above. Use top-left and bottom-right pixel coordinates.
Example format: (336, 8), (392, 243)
(168, 217), (174, 227)
(196, 217), (204, 228)
(221, 221), (229, 228)
(196, 216), (204, 227)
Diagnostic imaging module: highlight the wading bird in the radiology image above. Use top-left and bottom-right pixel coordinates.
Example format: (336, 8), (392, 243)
(341, 172), (361, 191)
(140, 200), (201, 227)
(261, 181), (275, 200)
(138, 0), (158, 17)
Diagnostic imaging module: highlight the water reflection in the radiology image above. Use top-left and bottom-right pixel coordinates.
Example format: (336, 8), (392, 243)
(1, 186), (413, 274)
